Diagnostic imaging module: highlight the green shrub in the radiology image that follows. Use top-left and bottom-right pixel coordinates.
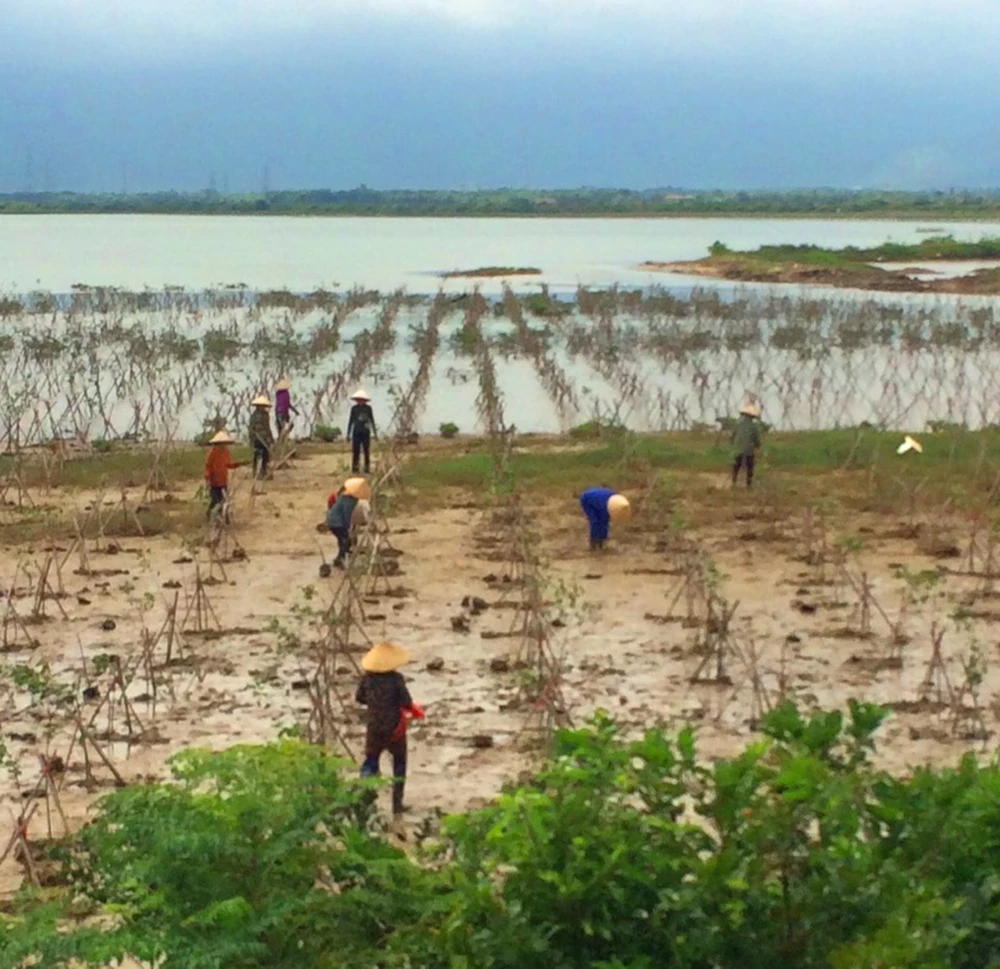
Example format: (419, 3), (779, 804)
(523, 292), (570, 317)
(0, 742), (424, 969)
(569, 419), (626, 440)
(439, 422), (459, 438)
(11, 706), (1000, 969)
(313, 423), (341, 442)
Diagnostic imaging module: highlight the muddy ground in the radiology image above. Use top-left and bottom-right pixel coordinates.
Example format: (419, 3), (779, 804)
(2, 443), (998, 894)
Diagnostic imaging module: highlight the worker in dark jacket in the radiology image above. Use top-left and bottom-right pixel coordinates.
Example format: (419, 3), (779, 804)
(732, 400), (762, 488)
(327, 476), (371, 567)
(346, 388), (377, 475)
(249, 395), (275, 480)
(356, 641), (425, 814)
(579, 486), (632, 551)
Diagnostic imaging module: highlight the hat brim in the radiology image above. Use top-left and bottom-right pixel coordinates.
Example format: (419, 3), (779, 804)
(343, 476), (372, 500)
(361, 642), (411, 673)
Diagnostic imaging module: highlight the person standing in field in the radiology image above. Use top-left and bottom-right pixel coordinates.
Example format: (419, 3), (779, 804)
(203, 430), (243, 519)
(274, 378), (299, 434)
(249, 395), (275, 480)
(732, 400), (762, 488)
(579, 486), (632, 551)
(356, 641), (425, 815)
(346, 388), (377, 475)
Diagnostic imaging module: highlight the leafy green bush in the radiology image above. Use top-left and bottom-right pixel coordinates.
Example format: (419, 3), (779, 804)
(0, 742), (424, 969)
(394, 701), (1000, 969)
(439, 422), (459, 438)
(312, 423), (341, 442)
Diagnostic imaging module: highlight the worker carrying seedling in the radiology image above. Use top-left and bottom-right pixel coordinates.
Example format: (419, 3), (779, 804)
(274, 378), (299, 433)
(579, 486), (632, 551)
(249, 395), (275, 480)
(203, 430), (244, 519)
(356, 641), (425, 815)
(732, 399), (762, 488)
(326, 476), (371, 568)
(346, 388), (377, 475)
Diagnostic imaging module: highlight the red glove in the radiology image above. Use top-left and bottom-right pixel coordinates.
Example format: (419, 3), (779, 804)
(406, 703), (426, 720)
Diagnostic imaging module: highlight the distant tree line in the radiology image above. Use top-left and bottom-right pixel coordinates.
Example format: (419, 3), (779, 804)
(2, 187), (1000, 217)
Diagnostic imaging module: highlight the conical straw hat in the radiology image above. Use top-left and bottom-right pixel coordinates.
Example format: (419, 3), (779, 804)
(361, 641), (411, 673)
(342, 476), (372, 500)
(739, 400), (761, 418)
(276, 378), (291, 391)
(607, 494), (632, 522)
(251, 395), (272, 407)
(209, 430), (235, 445)
(350, 388), (371, 401)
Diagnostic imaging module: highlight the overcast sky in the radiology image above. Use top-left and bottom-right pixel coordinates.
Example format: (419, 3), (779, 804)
(2, 0), (998, 192)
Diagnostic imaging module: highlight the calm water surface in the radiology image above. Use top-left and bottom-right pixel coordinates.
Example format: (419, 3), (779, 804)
(1, 215), (997, 294)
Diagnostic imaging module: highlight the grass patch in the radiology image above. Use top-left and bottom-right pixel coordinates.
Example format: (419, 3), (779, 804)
(0, 445), (223, 491)
(711, 235), (1000, 267)
(401, 429), (1000, 512)
(0, 498), (205, 547)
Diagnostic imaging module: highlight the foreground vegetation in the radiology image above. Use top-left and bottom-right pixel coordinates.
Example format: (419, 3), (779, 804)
(4, 187), (1000, 218)
(5, 703), (1000, 968)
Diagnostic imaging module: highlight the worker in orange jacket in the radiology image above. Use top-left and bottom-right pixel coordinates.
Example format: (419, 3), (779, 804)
(203, 430), (244, 519)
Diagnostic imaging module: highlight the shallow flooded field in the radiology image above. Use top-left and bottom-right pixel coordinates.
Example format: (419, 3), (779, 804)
(1, 284), (999, 447)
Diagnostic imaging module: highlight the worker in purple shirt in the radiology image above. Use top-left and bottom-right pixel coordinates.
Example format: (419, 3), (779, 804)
(579, 486), (632, 551)
(274, 378), (299, 433)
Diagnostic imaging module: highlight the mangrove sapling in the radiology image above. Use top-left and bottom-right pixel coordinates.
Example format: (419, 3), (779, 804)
(949, 641), (990, 741)
(501, 283), (579, 429)
(917, 620), (953, 709)
(891, 566), (944, 659)
(717, 635), (782, 729)
(689, 594), (741, 686)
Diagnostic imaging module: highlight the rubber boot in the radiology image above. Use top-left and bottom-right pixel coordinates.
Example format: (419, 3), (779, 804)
(392, 780), (406, 815)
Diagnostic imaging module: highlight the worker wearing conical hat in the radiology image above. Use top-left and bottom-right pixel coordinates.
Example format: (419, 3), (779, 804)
(203, 430), (244, 519)
(732, 399), (762, 489)
(274, 378), (299, 434)
(325, 477), (372, 568)
(346, 388), (377, 475)
(249, 395), (274, 480)
(579, 486), (632, 551)
(356, 641), (425, 815)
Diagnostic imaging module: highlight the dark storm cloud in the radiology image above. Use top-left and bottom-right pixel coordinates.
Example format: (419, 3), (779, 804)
(2, 0), (998, 191)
